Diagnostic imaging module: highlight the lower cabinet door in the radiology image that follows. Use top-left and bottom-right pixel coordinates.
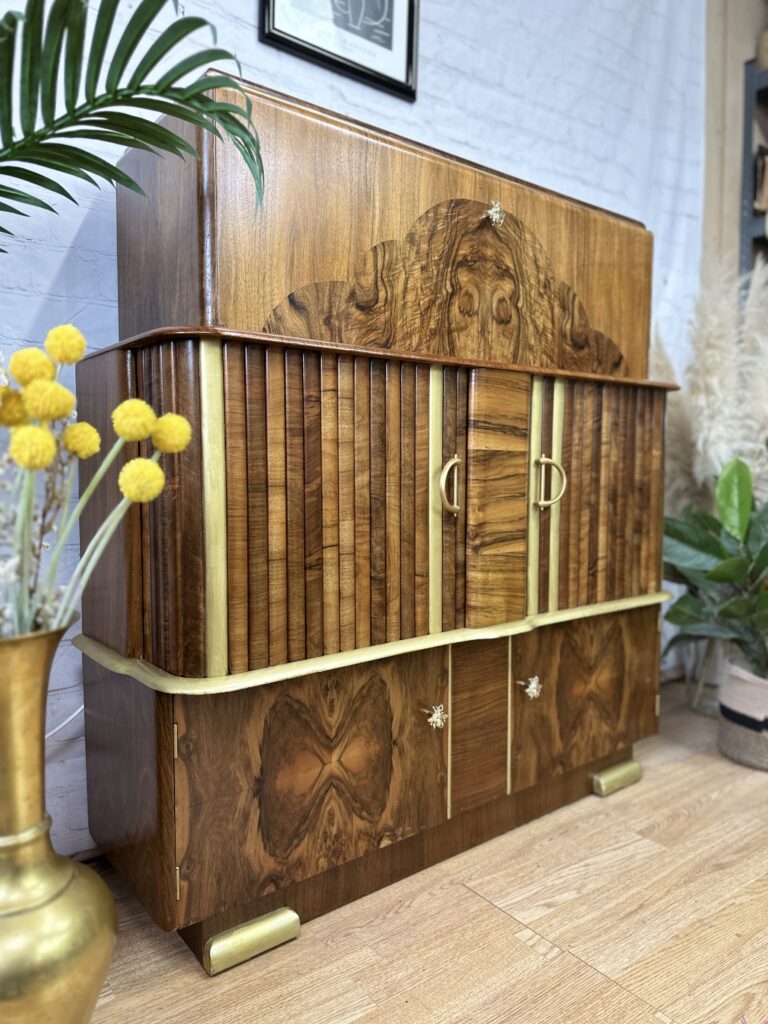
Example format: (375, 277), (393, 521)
(174, 649), (448, 926)
(511, 608), (659, 792)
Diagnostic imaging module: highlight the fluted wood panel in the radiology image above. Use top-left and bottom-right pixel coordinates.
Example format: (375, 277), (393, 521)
(136, 340), (205, 676)
(465, 369), (530, 628)
(539, 381), (666, 613)
(441, 368), (470, 631)
(223, 346), (432, 670)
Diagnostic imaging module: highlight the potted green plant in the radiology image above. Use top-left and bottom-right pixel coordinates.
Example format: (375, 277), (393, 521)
(664, 456), (768, 769)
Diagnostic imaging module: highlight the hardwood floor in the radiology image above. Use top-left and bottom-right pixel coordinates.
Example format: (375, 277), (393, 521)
(92, 685), (768, 1024)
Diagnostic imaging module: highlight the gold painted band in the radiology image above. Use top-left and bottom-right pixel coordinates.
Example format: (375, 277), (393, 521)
(73, 591), (671, 697)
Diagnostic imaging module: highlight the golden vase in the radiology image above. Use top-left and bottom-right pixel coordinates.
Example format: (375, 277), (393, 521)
(0, 627), (117, 1023)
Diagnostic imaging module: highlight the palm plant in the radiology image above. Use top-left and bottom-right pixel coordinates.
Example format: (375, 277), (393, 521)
(0, 0), (263, 250)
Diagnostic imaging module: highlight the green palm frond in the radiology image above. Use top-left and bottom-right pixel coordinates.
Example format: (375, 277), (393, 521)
(0, 0), (263, 251)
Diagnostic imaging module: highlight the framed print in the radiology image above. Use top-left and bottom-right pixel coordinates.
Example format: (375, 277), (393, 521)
(260, 0), (419, 101)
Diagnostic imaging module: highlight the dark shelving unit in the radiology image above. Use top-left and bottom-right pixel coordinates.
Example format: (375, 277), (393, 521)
(740, 59), (768, 273)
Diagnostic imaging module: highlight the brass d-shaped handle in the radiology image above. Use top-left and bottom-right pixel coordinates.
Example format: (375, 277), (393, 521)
(536, 454), (567, 509)
(439, 455), (461, 516)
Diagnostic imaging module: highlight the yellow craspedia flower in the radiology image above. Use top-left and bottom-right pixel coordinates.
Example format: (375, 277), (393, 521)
(22, 379), (76, 421)
(151, 413), (192, 454)
(62, 421), (101, 459)
(44, 324), (86, 364)
(0, 387), (27, 427)
(118, 458), (165, 503)
(112, 399), (157, 441)
(8, 347), (55, 386)
(9, 424), (57, 469)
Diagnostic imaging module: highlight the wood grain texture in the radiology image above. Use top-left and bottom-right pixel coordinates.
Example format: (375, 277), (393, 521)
(76, 349), (142, 658)
(450, 639), (509, 815)
(285, 349), (307, 662)
(136, 339), (205, 676)
(174, 649), (448, 925)
(244, 345), (269, 669)
(414, 365), (431, 635)
(116, 86), (652, 375)
(369, 359), (387, 646)
(266, 347), (288, 665)
(454, 368), (469, 627)
(550, 382), (665, 612)
(265, 197), (636, 376)
(385, 362), (401, 642)
(320, 354), (341, 655)
(83, 659), (176, 931)
(302, 351), (324, 659)
(337, 355), (356, 651)
(399, 363), (416, 639)
(441, 368), (458, 632)
(223, 343), (249, 673)
(465, 369), (530, 628)
(511, 608), (659, 792)
(353, 358), (372, 649)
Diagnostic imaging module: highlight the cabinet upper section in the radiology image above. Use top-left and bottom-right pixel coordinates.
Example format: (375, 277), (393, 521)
(116, 79), (653, 377)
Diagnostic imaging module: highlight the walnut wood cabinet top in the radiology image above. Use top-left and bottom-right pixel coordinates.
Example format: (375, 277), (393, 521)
(117, 79), (653, 377)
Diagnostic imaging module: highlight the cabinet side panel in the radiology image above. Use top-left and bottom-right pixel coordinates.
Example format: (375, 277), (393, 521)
(116, 118), (203, 338)
(83, 659), (176, 930)
(450, 639), (509, 815)
(465, 369), (530, 627)
(77, 349), (141, 657)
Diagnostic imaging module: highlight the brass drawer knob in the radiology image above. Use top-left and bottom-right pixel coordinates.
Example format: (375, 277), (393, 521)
(535, 454), (567, 509)
(423, 704), (448, 729)
(517, 676), (542, 700)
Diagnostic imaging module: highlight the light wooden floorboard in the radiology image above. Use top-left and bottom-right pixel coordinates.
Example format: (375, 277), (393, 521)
(92, 685), (768, 1024)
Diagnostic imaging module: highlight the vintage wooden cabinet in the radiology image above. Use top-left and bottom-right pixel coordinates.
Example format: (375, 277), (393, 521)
(76, 81), (671, 974)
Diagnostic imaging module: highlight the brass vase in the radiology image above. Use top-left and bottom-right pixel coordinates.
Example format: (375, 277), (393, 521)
(0, 627), (117, 1023)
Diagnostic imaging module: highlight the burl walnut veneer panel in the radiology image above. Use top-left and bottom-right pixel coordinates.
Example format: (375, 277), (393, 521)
(174, 649), (448, 925)
(117, 83), (652, 377)
(511, 607), (659, 792)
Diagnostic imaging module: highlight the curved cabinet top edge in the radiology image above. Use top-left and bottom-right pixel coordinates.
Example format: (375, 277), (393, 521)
(83, 327), (677, 392)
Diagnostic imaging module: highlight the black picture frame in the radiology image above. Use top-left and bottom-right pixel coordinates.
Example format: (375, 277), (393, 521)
(259, 0), (419, 102)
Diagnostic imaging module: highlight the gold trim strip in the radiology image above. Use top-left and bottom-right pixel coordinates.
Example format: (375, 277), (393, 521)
(548, 379), (565, 612)
(74, 591), (671, 696)
(428, 365), (444, 634)
(506, 636), (512, 796)
(202, 908), (301, 976)
(447, 644), (453, 820)
(527, 377), (543, 615)
(199, 337), (229, 677)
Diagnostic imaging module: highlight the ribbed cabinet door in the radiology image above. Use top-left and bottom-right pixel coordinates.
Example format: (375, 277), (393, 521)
(531, 380), (666, 614)
(464, 369), (531, 628)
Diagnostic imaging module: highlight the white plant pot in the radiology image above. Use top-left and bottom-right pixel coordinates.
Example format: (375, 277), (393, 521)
(718, 661), (768, 770)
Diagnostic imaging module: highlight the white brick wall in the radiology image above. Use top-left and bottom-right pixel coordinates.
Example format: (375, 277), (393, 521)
(0, 0), (704, 854)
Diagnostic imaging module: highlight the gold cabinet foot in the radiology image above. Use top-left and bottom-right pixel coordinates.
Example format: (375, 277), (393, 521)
(202, 908), (300, 976)
(591, 759), (642, 797)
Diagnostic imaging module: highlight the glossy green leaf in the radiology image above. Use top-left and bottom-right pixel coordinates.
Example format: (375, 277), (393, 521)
(706, 555), (750, 584)
(0, 200), (28, 215)
(105, 0), (167, 94)
(663, 517), (727, 572)
(665, 593), (707, 627)
(0, 184), (55, 211)
(64, 0), (87, 112)
(691, 510), (722, 536)
(40, 0), (69, 124)
(154, 48), (236, 91)
(747, 505), (768, 559)
(0, 12), (23, 147)
(675, 622), (743, 640)
(85, 112), (197, 155)
(0, 165), (76, 202)
(716, 457), (753, 541)
(84, 0), (119, 101)
(20, 0), (44, 134)
(717, 596), (752, 619)
(127, 17), (210, 88)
